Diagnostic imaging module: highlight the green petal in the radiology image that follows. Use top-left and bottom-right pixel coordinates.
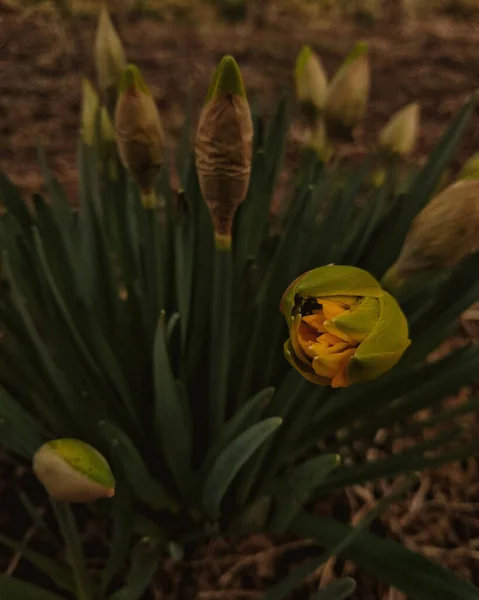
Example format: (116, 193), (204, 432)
(119, 64), (150, 95)
(47, 439), (115, 489)
(347, 292), (410, 383)
(284, 340), (329, 385)
(332, 296), (380, 343)
(296, 265), (382, 303)
(205, 55), (247, 102)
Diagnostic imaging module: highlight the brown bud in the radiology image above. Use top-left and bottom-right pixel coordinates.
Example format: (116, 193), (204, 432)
(195, 55), (253, 249)
(115, 65), (165, 209)
(385, 180), (479, 285)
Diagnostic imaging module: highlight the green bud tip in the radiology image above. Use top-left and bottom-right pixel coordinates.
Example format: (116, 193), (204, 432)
(344, 41), (369, 66)
(295, 45), (314, 78)
(119, 64), (150, 95)
(205, 55), (247, 103)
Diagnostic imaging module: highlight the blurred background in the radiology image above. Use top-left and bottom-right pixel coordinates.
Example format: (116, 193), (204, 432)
(1, 0), (479, 197)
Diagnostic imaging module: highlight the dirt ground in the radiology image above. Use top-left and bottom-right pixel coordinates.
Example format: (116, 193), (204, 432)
(1, 5), (479, 599)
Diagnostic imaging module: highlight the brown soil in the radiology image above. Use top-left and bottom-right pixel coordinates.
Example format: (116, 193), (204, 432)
(1, 6), (479, 599)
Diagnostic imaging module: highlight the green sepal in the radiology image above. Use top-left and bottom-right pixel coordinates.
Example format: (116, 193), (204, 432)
(119, 64), (150, 95)
(347, 292), (410, 383)
(281, 265), (382, 317)
(205, 55), (247, 102)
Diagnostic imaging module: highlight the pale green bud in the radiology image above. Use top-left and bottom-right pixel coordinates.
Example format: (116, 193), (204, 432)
(304, 117), (333, 163)
(81, 80), (116, 147)
(33, 439), (115, 503)
(115, 64), (165, 209)
(295, 45), (328, 123)
(379, 102), (420, 157)
(81, 79), (100, 146)
(195, 55), (253, 249)
(325, 42), (370, 140)
(95, 6), (126, 99)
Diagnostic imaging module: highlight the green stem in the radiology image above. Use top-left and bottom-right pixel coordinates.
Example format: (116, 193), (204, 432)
(144, 207), (164, 328)
(210, 245), (233, 441)
(52, 501), (92, 600)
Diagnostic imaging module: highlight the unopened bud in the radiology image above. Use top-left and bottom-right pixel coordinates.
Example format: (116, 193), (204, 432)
(33, 439), (115, 503)
(81, 80), (116, 148)
(295, 45), (328, 124)
(81, 79), (100, 147)
(195, 55), (253, 249)
(115, 64), (165, 209)
(95, 6), (126, 102)
(304, 118), (333, 162)
(383, 180), (479, 288)
(325, 42), (370, 140)
(458, 152), (479, 181)
(379, 102), (420, 157)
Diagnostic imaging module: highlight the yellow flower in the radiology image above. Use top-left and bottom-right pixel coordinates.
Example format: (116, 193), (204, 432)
(33, 439), (115, 503)
(281, 266), (410, 388)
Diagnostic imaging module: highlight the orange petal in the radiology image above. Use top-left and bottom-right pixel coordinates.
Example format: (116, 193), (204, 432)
(319, 299), (349, 320)
(302, 310), (327, 332)
(312, 347), (356, 381)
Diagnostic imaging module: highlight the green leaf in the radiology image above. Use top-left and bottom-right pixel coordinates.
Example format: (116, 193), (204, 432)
(153, 313), (192, 494)
(292, 512), (479, 600)
(200, 386), (274, 480)
(0, 533), (76, 595)
(0, 384), (46, 457)
(269, 454), (340, 531)
(309, 578), (356, 600)
(109, 537), (164, 600)
(0, 576), (65, 600)
(202, 417), (282, 519)
(315, 428), (464, 494)
(0, 172), (33, 241)
(101, 481), (134, 596)
(98, 420), (177, 512)
(264, 479), (414, 600)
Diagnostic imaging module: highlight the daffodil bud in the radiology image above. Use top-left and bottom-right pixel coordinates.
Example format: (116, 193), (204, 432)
(295, 45), (328, 125)
(280, 265), (410, 388)
(95, 6), (126, 102)
(304, 117), (333, 163)
(33, 439), (115, 503)
(379, 102), (420, 157)
(115, 64), (165, 209)
(383, 180), (479, 289)
(195, 55), (253, 249)
(81, 80), (116, 148)
(324, 42), (370, 140)
(458, 152), (479, 181)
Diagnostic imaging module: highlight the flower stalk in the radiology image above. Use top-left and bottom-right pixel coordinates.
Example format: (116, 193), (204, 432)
(195, 55), (252, 438)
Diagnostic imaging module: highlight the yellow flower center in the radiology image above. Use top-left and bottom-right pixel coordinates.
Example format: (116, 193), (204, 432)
(297, 296), (359, 388)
